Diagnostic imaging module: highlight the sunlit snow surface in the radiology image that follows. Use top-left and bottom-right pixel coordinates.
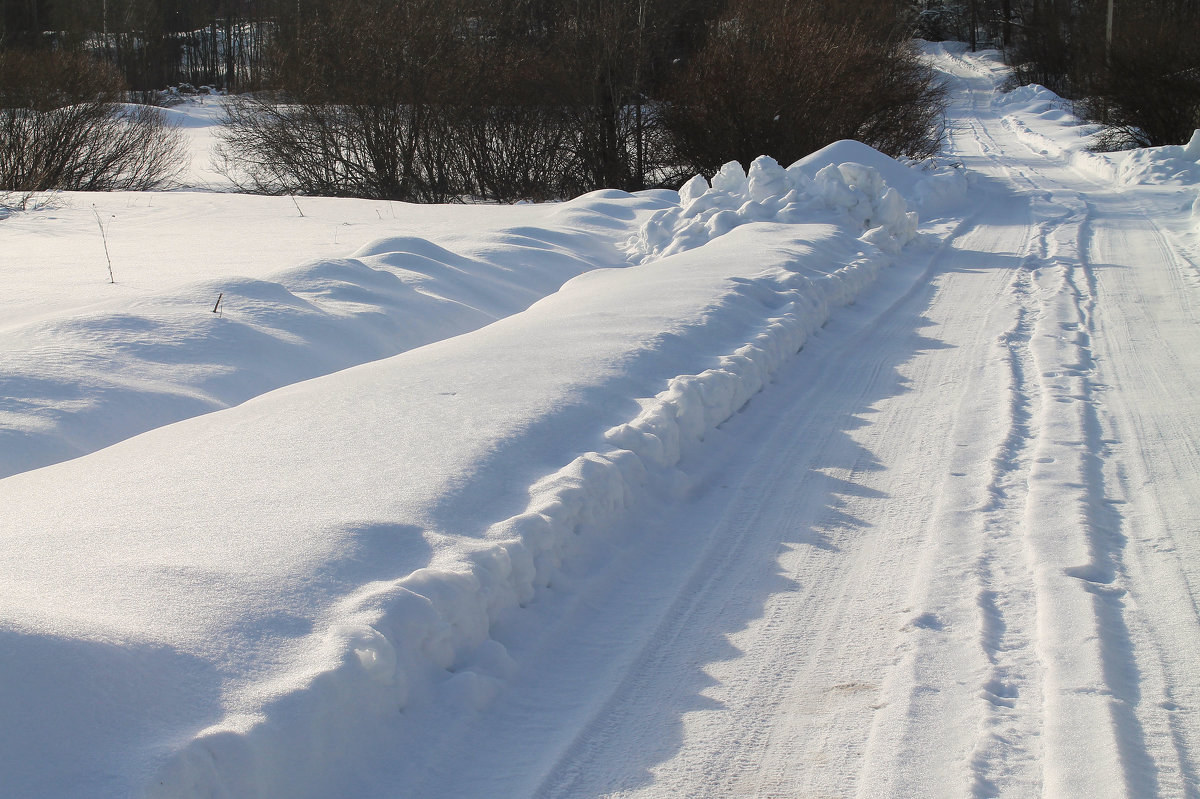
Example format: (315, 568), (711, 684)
(2, 45), (1199, 798)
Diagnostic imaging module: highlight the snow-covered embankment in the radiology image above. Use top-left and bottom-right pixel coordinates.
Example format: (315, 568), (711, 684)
(1, 147), (940, 798)
(995, 80), (1200, 224)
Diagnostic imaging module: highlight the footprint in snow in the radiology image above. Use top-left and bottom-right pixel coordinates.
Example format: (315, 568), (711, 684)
(906, 612), (945, 631)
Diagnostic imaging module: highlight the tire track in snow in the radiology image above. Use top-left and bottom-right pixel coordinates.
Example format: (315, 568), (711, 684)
(965, 258), (1046, 798)
(1029, 134), (1200, 799)
(850, 48), (1054, 798)
(517, 216), (980, 799)
(840, 191), (1043, 798)
(1082, 194), (1200, 798)
(1014, 187), (1162, 798)
(928, 46), (1200, 796)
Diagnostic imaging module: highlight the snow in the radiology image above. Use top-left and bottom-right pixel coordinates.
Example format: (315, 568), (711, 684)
(1, 99), (915, 797)
(156, 98), (233, 189)
(2, 43), (1200, 799)
(625, 153), (920, 263)
(0, 189), (673, 477)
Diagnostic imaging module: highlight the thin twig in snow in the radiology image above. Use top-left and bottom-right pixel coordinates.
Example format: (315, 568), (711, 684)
(92, 206), (115, 284)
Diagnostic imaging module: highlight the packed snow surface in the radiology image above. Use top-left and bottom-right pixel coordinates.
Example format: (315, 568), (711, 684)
(2, 43), (1199, 799)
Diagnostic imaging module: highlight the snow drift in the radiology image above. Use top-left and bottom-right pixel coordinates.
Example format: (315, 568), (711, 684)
(0, 146), (930, 798)
(625, 149), (963, 266)
(0, 191), (670, 478)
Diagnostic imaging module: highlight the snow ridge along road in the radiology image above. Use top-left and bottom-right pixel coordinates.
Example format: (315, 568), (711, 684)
(2, 153), (933, 797)
(2, 44), (1199, 799)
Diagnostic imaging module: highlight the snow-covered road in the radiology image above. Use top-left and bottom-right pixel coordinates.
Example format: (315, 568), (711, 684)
(2, 45), (1198, 798)
(408, 45), (1200, 799)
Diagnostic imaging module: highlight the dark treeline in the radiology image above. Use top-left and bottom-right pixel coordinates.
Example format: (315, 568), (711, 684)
(1, 0), (275, 92)
(214, 0), (946, 201)
(3, 0), (950, 200)
(4, 0), (1197, 202)
(916, 0), (1200, 147)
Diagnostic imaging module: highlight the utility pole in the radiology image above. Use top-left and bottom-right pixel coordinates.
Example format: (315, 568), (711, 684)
(969, 0), (978, 51)
(1106, 0), (1114, 55)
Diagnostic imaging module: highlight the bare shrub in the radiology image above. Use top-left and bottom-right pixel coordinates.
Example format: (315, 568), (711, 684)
(214, 0), (468, 202)
(663, 0), (946, 176)
(216, 0), (715, 200)
(1078, 7), (1200, 149)
(445, 102), (580, 203)
(215, 98), (403, 198)
(0, 50), (184, 192)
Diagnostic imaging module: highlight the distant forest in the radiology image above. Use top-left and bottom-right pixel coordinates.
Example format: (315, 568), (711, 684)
(2, 0), (1197, 200)
(916, 0), (1200, 148)
(3, 0), (281, 92)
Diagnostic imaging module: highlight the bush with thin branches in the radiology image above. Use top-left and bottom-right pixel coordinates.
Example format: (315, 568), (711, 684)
(214, 0), (468, 202)
(0, 50), (185, 194)
(663, 0), (947, 176)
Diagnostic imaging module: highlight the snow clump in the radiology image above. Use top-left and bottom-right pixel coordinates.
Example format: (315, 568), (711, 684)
(994, 83), (1070, 114)
(626, 154), (920, 264)
(1115, 129), (1200, 187)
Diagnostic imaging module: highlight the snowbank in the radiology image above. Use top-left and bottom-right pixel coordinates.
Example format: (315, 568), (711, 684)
(993, 82), (1070, 114)
(0, 147), (931, 797)
(145, 222), (900, 798)
(626, 153), (924, 264)
(791, 141), (967, 217)
(1114, 130), (1200, 186)
(0, 190), (670, 478)
(995, 83), (1200, 190)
